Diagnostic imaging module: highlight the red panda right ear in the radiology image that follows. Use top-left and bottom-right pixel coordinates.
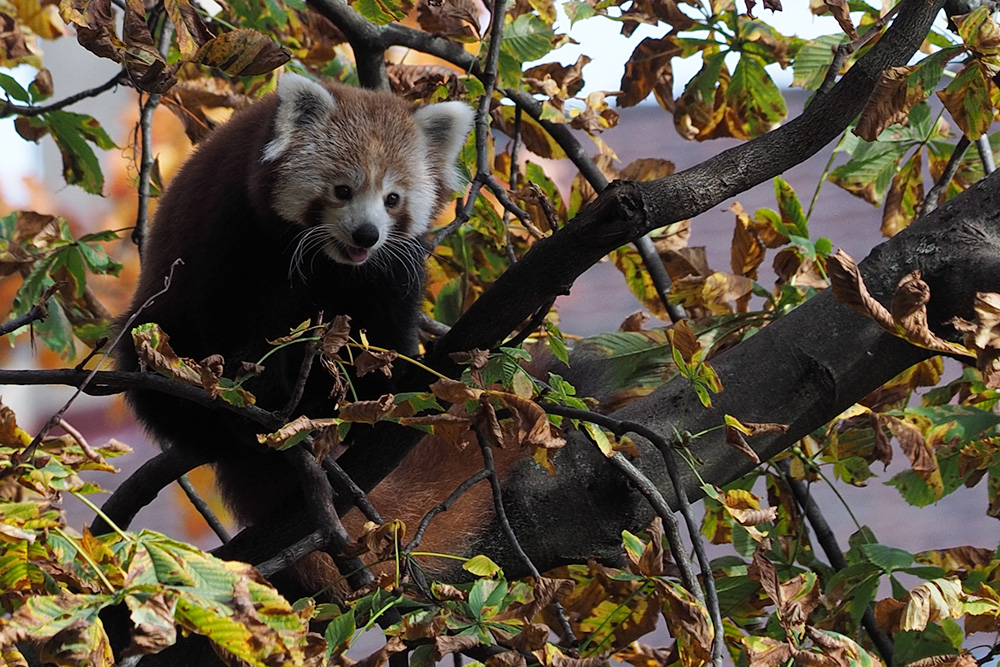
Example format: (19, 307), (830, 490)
(262, 73), (337, 163)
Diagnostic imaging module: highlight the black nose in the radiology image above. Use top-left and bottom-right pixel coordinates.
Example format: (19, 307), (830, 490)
(352, 224), (379, 248)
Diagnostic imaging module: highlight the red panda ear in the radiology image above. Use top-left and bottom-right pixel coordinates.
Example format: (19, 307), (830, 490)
(262, 74), (337, 163)
(413, 101), (474, 191)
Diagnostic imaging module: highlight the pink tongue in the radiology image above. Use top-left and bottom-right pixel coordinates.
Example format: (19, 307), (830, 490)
(347, 246), (369, 263)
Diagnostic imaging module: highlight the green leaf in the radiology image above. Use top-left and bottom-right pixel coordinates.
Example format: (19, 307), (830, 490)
(791, 35), (846, 90)
(0, 72), (31, 105)
(43, 110), (116, 194)
(323, 610), (355, 654)
(463, 554), (502, 578)
(726, 53), (787, 138)
(502, 14), (555, 63)
(860, 544), (914, 572)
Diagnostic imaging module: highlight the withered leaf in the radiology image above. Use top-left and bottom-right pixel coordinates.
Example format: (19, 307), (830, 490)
(257, 415), (339, 449)
(822, 0), (858, 39)
(856, 66), (922, 142)
(666, 319), (700, 364)
(322, 315), (352, 356)
(338, 395), (396, 424)
(828, 250), (896, 329)
(430, 377), (483, 403)
(193, 28), (291, 77)
(164, 0), (214, 60)
(619, 311), (649, 332)
(724, 425), (760, 464)
(127, 591), (178, 654)
(618, 35), (682, 110)
(415, 0), (480, 41)
(355, 349), (397, 378)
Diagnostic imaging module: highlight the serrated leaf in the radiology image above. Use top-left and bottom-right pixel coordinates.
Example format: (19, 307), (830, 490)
(725, 53), (786, 139)
(193, 28), (291, 76)
(937, 60), (992, 139)
(502, 14), (555, 63)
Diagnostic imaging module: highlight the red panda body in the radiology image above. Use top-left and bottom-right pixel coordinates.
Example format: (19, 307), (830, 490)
(114, 76), (475, 556)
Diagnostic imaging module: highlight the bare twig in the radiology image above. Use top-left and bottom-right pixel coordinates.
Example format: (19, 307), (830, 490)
(404, 469), (489, 552)
(919, 135), (971, 219)
(177, 473), (232, 543)
(776, 459), (894, 664)
(279, 318), (323, 420)
(815, 3), (904, 99)
(473, 423), (577, 647)
(0, 259), (184, 482)
(502, 297), (556, 349)
(91, 447), (213, 535)
(286, 446), (375, 590)
(322, 455), (386, 524)
(605, 454), (702, 597)
(132, 21), (174, 250)
(0, 70), (125, 118)
(0, 284), (57, 337)
(542, 403), (725, 666)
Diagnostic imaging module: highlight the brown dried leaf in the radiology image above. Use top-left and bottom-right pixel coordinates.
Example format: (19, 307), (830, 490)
(856, 66), (920, 142)
(666, 319), (700, 364)
(338, 395), (396, 424)
(875, 578), (963, 633)
(198, 353), (225, 399)
(619, 35), (682, 109)
(884, 415), (938, 475)
(164, 0), (214, 59)
(905, 653), (978, 667)
(524, 56), (590, 102)
(492, 391), (565, 450)
(128, 592), (178, 654)
(731, 203), (766, 278)
(416, 0), (480, 41)
(322, 315), (352, 356)
(671, 272), (751, 315)
(619, 311), (649, 332)
(745, 637), (793, 667)
(257, 415), (339, 449)
(193, 28), (291, 77)
(132, 324), (203, 386)
(827, 250), (896, 329)
(430, 377), (483, 403)
(823, 0), (858, 39)
(355, 349), (398, 378)
(39, 618), (114, 667)
(725, 426), (761, 463)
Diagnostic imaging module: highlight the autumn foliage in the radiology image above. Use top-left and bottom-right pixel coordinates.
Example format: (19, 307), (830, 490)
(2, 0), (1000, 665)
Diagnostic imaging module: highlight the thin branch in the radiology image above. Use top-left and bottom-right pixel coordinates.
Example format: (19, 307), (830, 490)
(91, 447), (213, 535)
(976, 134), (995, 175)
(322, 455), (386, 524)
(542, 403), (725, 666)
(919, 134), (970, 218)
(404, 469), (489, 552)
(473, 423), (577, 647)
(0, 284), (57, 337)
(286, 446), (375, 591)
(177, 473), (232, 543)
(605, 454), (702, 598)
(278, 319), (323, 420)
(132, 23), (173, 250)
(776, 459), (894, 664)
(502, 297), (556, 349)
(815, 3), (904, 99)
(0, 70), (125, 118)
(634, 236), (685, 323)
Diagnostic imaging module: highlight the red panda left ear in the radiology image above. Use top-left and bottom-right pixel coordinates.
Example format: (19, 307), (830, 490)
(262, 73), (337, 163)
(413, 101), (475, 192)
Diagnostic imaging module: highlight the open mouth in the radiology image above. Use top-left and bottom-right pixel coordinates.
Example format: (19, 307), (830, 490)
(327, 239), (370, 265)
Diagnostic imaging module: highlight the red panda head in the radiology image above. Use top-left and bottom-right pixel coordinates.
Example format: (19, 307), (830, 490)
(260, 74), (473, 268)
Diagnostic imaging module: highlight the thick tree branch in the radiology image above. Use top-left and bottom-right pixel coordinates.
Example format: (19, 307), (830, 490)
(430, 0), (948, 358)
(485, 167), (1000, 576)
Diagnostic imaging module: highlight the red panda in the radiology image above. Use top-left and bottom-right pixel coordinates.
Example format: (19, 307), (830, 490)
(113, 74), (475, 563)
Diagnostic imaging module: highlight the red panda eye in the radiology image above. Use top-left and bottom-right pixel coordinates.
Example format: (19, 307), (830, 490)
(385, 193), (400, 208)
(334, 185), (352, 200)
